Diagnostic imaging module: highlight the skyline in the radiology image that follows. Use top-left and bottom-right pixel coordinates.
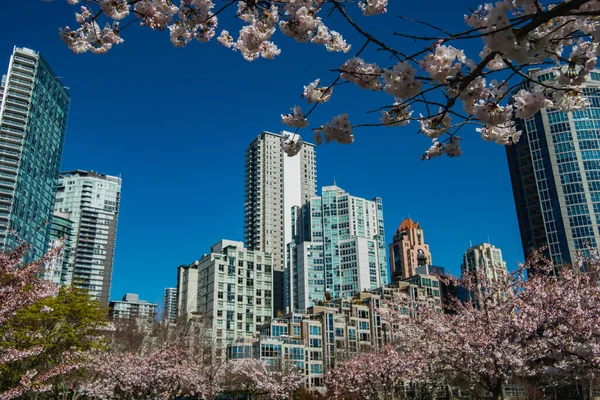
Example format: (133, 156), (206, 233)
(0, 0), (523, 306)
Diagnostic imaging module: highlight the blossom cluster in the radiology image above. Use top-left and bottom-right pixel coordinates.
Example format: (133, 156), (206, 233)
(49, 0), (600, 158)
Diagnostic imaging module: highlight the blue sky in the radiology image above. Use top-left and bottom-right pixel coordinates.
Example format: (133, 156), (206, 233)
(1, 0), (524, 307)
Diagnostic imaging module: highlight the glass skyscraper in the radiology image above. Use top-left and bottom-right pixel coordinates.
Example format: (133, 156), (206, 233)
(0, 47), (70, 260)
(507, 68), (600, 267)
(286, 185), (388, 312)
(42, 212), (74, 285)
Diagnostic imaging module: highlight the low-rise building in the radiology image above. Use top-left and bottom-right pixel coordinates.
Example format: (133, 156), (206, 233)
(108, 293), (157, 323)
(226, 274), (442, 392)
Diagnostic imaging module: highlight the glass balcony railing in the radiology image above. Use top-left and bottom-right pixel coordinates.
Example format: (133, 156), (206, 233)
(4, 104), (28, 114)
(0, 158), (18, 167)
(10, 70), (33, 80)
(0, 125), (24, 135)
(7, 91), (30, 101)
(0, 142), (21, 150)
(11, 63), (34, 72)
(0, 149), (20, 157)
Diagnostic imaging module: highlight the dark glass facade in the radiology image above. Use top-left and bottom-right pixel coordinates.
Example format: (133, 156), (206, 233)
(507, 69), (600, 266)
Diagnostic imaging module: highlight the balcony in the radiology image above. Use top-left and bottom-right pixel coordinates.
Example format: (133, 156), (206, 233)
(10, 70), (33, 81)
(0, 158), (18, 168)
(4, 104), (28, 116)
(6, 91), (30, 103)
(11, 63), (34, 73)
(0, 149), (20, 159)
(0, 125), (24, 136)
(10, 83), (30, 96)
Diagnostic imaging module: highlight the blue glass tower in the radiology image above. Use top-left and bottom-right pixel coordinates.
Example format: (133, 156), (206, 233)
(286, 185), (388, 312)
(0, 47), (70, 260)
(507, 68), (600, 267)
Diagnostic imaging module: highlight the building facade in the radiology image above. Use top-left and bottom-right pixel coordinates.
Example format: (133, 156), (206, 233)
(461, 243), (508, 304)
(109, 293), (157, 323)
(54, 170), (122, 304)
(185, 240), (274, 348)
(42, 212), (74, 285)
(177, 263), (199, 319)
(389, 218), (432, 281)
(507, 68), (600, 267)
(244, 132), (316, 314)
(462, 243), (508, 280)
(163, 287), (177, 323)
(244, 131), (317, 270)
(227, 275), (442, 392)
(0, 47), (70, 260)
(286, 185), (388, 312)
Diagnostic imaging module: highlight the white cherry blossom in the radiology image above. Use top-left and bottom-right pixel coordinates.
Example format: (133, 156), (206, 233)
(340, 57), (382, 90)
(281, 106), (309, 128)
(302, 79), (333, 103)
(280, 132), (304, 157)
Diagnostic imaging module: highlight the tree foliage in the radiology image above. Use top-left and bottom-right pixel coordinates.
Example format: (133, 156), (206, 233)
(0, 285), (107, 396)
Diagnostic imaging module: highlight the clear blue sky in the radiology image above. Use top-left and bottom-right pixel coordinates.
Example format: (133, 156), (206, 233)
(0, 0), (524, 307)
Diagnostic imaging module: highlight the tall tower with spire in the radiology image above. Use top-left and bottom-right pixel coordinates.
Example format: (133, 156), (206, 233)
(389, 218), (432, 281)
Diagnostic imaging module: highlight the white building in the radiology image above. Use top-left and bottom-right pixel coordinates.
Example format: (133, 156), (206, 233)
(54, 170), (122, 304)
(287, 185), (388, 312)
(244, 131), (316, 314)
(163, 287), (177, 323)
(462, 243), (509, 304)
(109, 293), (157, 323)
(184, 240), (274, 348)
(461, 242), (508, 282)
(177, 262), (198, 319)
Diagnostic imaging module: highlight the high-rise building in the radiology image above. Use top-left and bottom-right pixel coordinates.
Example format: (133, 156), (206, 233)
(507, 68), (600, 267)
(286, 184), (388, 312)
(244, 132), (316, 314)
(389, 218), (432, 281)
(462, 242), (508, 286)
(0, 47), (70, 260)
(177, 262), (198, 319)
(163, 287), (177, 323)
(54, 170), (122, 304)
(187, 240), (275, 347)
(109, 293), (158, 324)
(42, 212), (74, 285)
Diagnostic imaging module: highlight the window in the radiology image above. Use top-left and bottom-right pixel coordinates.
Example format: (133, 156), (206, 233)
(310, 364), (323, 374)
(309, 326), (321, 336)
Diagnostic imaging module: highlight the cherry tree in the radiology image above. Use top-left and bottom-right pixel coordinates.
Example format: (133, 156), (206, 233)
(378, 249), (600, 399)
(224, 358), (304, 399)
(80, 343), (225, 399)
(44, 0), (600, 159)
(325, 344), (431, 400)
(0, 243), (80, 400)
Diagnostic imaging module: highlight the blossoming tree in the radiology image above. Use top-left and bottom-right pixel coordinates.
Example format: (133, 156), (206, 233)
(374, 249), (600, 399)
(0, 244), (85, 400)
(224, 358), (304, 399)
(45, 0), (600, 158)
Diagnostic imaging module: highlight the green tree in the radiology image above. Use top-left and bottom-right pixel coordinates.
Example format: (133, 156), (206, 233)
(0, 285), (108, 396)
